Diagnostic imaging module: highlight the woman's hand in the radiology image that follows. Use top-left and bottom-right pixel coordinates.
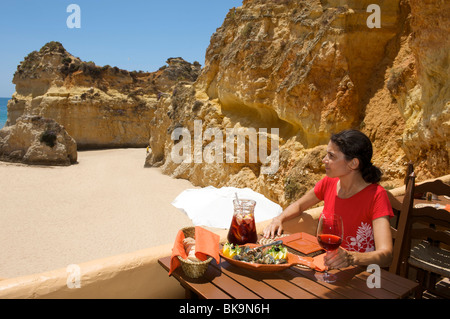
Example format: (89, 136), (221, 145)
(262, 217), (284, 239)
(324, 248), (354, 269)
(262, 188), (320, 239)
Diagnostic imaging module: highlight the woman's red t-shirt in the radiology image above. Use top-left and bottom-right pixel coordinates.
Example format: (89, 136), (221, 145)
(314, 177), (394, 252)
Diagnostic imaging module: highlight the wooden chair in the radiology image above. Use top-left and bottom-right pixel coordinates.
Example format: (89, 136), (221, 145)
(390, 172), (450, 298)
(389, 173), (415, 275)
(386, 161), (414, 241)
(387, 191), (402, 240)
(403, 161), (414, 186)
(415, 178), (450, 199)
(387, 161), (415, 236)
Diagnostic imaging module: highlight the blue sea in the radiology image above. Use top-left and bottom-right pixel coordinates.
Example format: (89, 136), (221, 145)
(0, 97), (10, 129)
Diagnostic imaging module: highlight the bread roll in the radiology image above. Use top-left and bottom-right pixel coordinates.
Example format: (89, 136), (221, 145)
(183, 237), (200, 261)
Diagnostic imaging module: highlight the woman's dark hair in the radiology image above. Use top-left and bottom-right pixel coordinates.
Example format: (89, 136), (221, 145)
(330, 129), (382, 183)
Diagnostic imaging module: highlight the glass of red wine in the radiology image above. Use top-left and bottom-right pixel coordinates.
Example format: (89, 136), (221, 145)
(315, 212), (344, 283)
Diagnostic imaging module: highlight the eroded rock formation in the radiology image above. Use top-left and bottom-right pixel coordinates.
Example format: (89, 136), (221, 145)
(0, 115), (77, 166)
(7, 42), (201, 149)
(384, 0), (450, 178)
(145, 0), (449, 207)
(5, 0), (449, 207)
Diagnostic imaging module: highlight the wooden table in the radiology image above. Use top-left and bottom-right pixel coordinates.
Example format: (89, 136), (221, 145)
(158, 255), (418, 299)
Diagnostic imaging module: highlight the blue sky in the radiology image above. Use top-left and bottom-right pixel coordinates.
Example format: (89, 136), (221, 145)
(0, 0), (243, 97)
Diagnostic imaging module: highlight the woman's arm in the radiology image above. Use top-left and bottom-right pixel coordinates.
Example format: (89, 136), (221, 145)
(325, 215), (393, 268)
(263, 188), (321, 238)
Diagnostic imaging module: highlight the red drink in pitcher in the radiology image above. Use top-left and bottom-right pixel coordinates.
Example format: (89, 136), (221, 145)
(227, 199), (257, 245)
(227, 213), (257, 245)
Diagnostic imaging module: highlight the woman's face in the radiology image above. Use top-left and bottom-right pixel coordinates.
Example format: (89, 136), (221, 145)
(322, 141), (354, 178)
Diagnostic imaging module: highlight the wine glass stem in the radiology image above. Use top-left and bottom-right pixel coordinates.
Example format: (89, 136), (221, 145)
(324, 251), (330, 277)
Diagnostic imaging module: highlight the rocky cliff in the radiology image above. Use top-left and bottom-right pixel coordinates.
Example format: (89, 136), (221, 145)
(6, 0), (449, 208)
(383, 0), (449, 178)
(7, 41), (201, 149)
(145, 0), (449, 207)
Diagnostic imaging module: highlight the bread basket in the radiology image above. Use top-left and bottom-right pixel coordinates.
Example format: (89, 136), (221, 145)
(177, 227), (212, 278)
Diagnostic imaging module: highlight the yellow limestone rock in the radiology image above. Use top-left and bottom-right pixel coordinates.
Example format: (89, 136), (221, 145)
(146, 0), (448, 206)
(7, 42), (201, 149)
(0, 115), (77, 166)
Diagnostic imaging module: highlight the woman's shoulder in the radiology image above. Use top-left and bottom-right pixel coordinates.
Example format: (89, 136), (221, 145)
(365, 183), (390, 199)
(371, 183), (388, 193)
(316, 176), (338, 188)
(314, 176), (338, 199)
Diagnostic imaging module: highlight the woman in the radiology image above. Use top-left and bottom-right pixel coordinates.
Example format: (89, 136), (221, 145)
(263, 129), (394, 268)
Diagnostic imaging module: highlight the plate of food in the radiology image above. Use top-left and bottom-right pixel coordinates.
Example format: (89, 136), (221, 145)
(219, 242), (324, 272)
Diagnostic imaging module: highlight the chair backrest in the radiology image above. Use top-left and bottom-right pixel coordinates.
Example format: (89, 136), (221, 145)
(409, 207), (450, 244)
(415, 178), (450, 197)
(389, 172), (416, 275)
(386, 190), (402, 239)
(411, 178), (450, 242)
(389, 173), (450, 277)
(386, 162), (415, 242)
(404, 161), (414, 186)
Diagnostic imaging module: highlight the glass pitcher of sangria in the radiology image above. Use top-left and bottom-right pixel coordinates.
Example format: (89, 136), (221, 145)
(227, 199), (257, 245)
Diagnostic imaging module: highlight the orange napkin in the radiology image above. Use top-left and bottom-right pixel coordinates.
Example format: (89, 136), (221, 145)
(168, 229), (187, 276)
(168, 226), (220, 276)
(194, 227), (220, 262)
(312, 253), (326, 272)
(291, 253), (326, 272)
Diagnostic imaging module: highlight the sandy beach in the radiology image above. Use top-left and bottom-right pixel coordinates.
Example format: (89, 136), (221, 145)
(0, 148), (198, 278)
